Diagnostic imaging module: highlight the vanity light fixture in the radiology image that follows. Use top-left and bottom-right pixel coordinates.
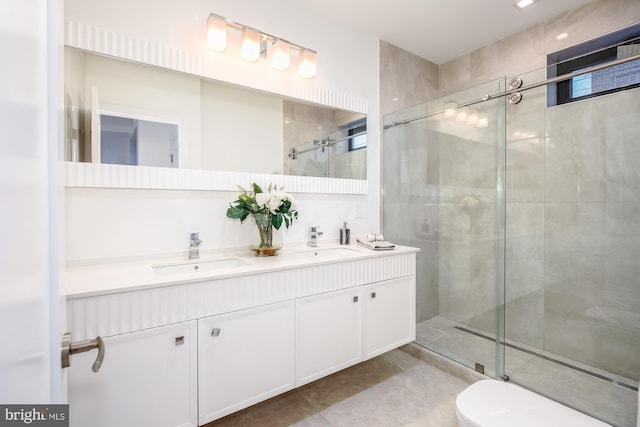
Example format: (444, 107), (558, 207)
(443, 101), (458, 119)
(476, 112), (489, 128)
(206, 13), (317, 78)
(271, 39), (291, 70)
(455, 108), (468, 122)
(513, 0), (537, 10)
(206, 14), (227, 52)
(240, 27), (263, 62)
(298, 49), (317, 79)
(466, 108), (479, 126)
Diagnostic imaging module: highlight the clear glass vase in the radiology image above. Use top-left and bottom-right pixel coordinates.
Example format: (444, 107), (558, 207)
(251, 213), (280, 256)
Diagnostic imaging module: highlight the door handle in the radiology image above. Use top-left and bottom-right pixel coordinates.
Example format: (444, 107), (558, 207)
(61, 332), (105, 373)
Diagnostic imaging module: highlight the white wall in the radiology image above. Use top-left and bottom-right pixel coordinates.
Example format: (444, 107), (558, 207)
(200, 81), (283, 174)
(64, 0), (380, 261)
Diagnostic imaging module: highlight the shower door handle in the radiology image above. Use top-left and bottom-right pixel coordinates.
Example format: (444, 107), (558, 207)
(61, 332), (106, 373)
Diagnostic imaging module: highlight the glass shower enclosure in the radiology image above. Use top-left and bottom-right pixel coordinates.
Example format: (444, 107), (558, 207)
(382, 53), (640, 426)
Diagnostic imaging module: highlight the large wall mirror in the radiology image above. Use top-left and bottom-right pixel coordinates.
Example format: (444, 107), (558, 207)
(64, 46), (367, 187)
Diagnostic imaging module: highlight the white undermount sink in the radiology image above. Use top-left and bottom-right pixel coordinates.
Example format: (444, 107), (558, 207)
(294, 247), (361, 259)
(152, 258), (248, 276)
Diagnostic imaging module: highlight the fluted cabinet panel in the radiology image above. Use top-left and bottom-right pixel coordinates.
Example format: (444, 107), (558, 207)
(68, 253), (416, 340)
(65, 161), (368, 194)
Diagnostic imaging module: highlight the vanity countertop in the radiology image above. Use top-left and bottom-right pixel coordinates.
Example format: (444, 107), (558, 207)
(65, 243), (419, 299)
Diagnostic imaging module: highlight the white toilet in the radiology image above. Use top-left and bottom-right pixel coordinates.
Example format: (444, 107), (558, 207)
(456, 380), (611, 427)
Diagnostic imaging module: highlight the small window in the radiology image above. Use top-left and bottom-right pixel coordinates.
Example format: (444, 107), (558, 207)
(547, 24), (640, 107)
(344, 118), (367, 151)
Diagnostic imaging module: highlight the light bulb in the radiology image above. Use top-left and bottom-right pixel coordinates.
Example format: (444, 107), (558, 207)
(514, 0), (535, 9)
(241, 27), (261, 62)
(443, 101), (457, 119)
(206, 14), (227, 52)
(476, 112), (489, 128)
(271, 39), (291, 71)
(466, 109), (479, 125)
(298, 49), (317, 78)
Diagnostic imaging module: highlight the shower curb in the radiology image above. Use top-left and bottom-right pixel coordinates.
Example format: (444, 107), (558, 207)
(400, 343), (486, 385)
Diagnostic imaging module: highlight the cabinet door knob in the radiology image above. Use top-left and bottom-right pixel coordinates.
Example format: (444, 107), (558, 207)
(371, 292), (376, 299)
(353, 296), (359, 303)
(211, 328), (221, 337)
(175, 336), (185, 345)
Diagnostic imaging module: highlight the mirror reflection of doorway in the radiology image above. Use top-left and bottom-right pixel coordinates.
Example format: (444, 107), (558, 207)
(100, 114), (179, 168)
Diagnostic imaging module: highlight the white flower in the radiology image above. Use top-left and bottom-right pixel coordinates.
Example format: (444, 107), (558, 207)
(267, 196), (282, 214)
(286, 193), (297, 210)
(255, 192), (270, 208)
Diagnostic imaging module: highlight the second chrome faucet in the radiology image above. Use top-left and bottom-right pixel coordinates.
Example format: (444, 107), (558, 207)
(308, 226), (323, 247)
(189, 232), (203, 259)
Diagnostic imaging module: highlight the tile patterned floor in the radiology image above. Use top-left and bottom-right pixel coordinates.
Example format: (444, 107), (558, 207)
(204, 349), (469, 427)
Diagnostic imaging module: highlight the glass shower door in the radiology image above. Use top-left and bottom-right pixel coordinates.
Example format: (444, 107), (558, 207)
(382, 77), (507, 377)
(383, 54), (639, 427)
(502, 64), (640, 427)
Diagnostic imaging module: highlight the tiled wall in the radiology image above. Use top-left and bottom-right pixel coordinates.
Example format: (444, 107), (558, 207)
(379, 41), (440, 323)
(541, 87), (640, 379)
(379, 40), (439, 116)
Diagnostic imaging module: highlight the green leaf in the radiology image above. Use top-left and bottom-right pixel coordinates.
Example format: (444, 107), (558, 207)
(252, 183), (263, 194)
(272, 214), (283, 230)
(226, 207), (246, 219)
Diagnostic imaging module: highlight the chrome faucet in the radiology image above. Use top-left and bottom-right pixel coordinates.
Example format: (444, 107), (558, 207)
(307, 226), (323, 247)
(189, 232), (203, 259)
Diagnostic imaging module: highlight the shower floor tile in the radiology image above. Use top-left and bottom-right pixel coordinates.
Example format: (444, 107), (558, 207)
(416, 316), (639, 427)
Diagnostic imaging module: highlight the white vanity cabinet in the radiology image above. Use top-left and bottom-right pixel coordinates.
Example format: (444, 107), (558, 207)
(66, 246), (418, 426)
(295, 287), (364, 386)
(197, 301), (295, 424)
(363, 276), (416, 360)
(68, 321), (198, 427)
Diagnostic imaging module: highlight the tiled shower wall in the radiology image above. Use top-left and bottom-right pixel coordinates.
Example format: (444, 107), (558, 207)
(542, 87), (640, 379)
(380, 41), (440, 323)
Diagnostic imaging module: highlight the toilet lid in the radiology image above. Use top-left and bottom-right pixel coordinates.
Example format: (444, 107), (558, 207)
(456, 380), (609, 427)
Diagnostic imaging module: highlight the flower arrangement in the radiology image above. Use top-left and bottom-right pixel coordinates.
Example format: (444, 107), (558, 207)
(226, 183), (298, 254)
(226, 183), (299, 228)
